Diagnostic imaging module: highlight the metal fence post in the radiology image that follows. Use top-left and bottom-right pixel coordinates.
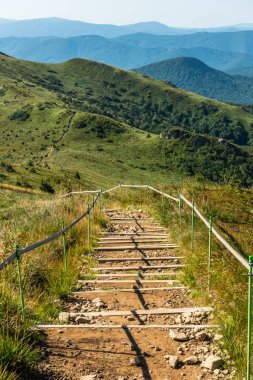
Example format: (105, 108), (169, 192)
(15, 243), (26, 322)
(208, 216), (213, 272)
(247, 256), (253, 380)
(191, 201), (195, 250)
(92, 193), (95, 226)
(120, 184), (123, 203)
(99, 190), (103, 220)
(61, 220), (68, 273)
(178, 192), (182, 227)
(88, 200), (91, 255)
(208, 216), (213, 292)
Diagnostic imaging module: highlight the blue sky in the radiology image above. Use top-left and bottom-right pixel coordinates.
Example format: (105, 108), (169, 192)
(1, 0), (253, 27)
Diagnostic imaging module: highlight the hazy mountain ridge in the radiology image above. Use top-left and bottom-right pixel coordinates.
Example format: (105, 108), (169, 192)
(1, 30), (253, 71)
(0, 34), (253, 71)
(1, 17), (253, 39)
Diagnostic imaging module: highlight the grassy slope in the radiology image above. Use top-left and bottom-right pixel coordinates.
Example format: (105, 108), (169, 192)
(1, 54), (253, 144)
(0, 53), (253, 192)
(135, 57), (253, 105)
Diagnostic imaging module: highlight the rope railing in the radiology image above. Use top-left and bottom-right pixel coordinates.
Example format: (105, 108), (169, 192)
(180, 194), (249, 270)
(0, 193), (100, 272)
(1, 183), (252, 378)
(60, 190), (101, 198)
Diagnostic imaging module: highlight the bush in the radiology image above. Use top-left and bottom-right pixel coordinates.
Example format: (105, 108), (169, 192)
(39, 180), (55, 194)
(0, 333), (38, 374)
(75, 171), (81, 180)
(9, 109), (31, 122)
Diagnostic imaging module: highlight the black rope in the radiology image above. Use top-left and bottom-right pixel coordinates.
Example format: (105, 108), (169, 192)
(0, 193), (100, 272)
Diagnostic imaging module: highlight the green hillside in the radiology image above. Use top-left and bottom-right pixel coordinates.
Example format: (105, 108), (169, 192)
(135, 57), (253, 104)
(226, 66), (253, 77)
(1, 54), (253, 145)
(0, 53), (253, 190)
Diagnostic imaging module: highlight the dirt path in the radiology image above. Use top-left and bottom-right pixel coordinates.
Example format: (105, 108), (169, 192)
(36, 208), (235, 380)
(39, 110), (76, 164)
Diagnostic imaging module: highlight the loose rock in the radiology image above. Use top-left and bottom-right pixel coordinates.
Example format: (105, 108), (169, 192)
(201, 355), (224, 370)
(183, 356), (199, 365)
(169, 330), (189, 342)
(58, 312), (70, 323)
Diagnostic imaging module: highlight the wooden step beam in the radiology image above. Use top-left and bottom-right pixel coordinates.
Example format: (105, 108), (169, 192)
(35, 324), (220, 330)
(110, 218), (152, 220)
(78, 279), (180, 284)
(101, 232), (168, 236)
(97, 257), (182, 263)
(100, 237), (168, 241)
(98, 239), (168, 244)
(93, 265), (184, 272)
(72, 286), (187, 294)
(94, 272), (180, 277)
(95, 245), (178, 251)
(59, 307), (214, 318)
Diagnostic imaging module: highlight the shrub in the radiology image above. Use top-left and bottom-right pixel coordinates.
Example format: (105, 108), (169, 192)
(9, 109), (31, 122)
(39, 180), (55, 194)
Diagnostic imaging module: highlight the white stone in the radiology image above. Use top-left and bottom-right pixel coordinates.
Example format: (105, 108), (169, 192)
(168, 355), (179, 368)
(201, 355), (224, 370)
(214, 334), (224, 342)
(169, 330), (189, 342)
(80, 375), (96, 380)
(183, 356), (199, 365)
(130, 357), (141, 366)
(58, 312), (69, 323)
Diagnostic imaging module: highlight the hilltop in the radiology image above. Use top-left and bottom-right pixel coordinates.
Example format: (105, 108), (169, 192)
(0, 53), (253, 191)
(135, 57), (253, 104)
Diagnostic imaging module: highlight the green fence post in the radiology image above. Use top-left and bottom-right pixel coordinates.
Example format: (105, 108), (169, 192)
(208, 216), (213, 272)
(99, 190), (103, 220)
(247, 256), (253, 380)
(61, 220), (68, 273)
(15, 243), (26, 322)
(178, 192), (182, 227)
(120, 184), (123, 204)
(92, 193), (95, 226)
(88, 199), (91, 255)
(208, 216), (213, 292)
(191, 201), (195, 250)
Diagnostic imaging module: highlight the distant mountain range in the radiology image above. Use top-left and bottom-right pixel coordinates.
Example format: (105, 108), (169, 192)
(2, 18), (253, 105)
(1, 17), (253, 38)
(1, 31), (253, 72)
(135, 57), (253, 104)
